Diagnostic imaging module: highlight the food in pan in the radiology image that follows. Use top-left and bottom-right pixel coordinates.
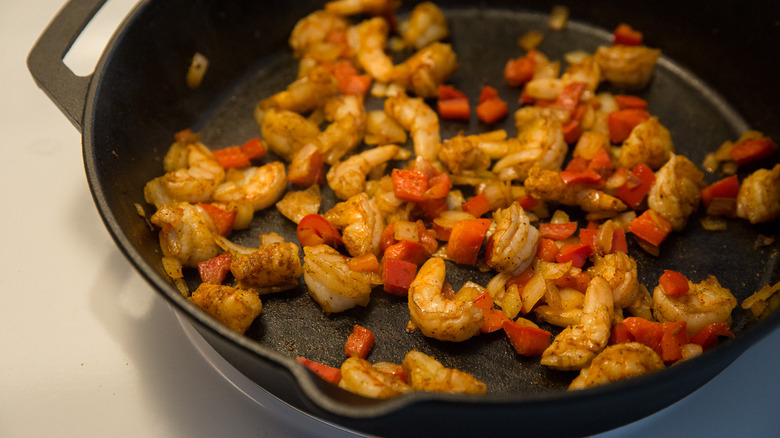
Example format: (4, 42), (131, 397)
(142, 1), (779, 396)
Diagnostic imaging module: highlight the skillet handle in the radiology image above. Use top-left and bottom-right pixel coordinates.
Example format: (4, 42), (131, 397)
(27, 0), (109, 133)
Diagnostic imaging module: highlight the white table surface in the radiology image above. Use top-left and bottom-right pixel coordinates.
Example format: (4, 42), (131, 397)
(3, 1), (779, 437)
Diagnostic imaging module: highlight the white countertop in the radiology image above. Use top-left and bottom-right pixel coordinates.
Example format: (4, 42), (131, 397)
(3, 1), (779, 437)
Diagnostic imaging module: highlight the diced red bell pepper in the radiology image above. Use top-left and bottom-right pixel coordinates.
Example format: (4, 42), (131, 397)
(563, 119), (582, 144)
(622, 317), (664, 356)
(615, 162), (656, 209)
(461, 194), (492, 217)
(555, 243), (593, 268)
(296, 214), (343, 248)
(198, 203), (236, 236)
(476, 96), (509, 124)
(660, 321), (687, 362)
(417, 220), (439, 255)
(607, 108), (651, 144)
(701, 175), (740, 207)
(553, 270), (591, 293)
(288, 147), (325, 187)
(438, 97), (471, 121)
(446, 219), (492, 265)
(659, 270), (690, 297)
(474, 291), (510, 333)
(539, 222), (579, 240)
(382, 258), (417, 296)
(416, 198), (449, 222)
(212, 145), (251, 169)
(614, 94), (648, 110)
(610, 322), (634, 345)
(689, 322), (734, 349)
(345, 324), (375, 359)
(425, 173), (451, 199)
(240, 137), (267, 160)
(555, 82), (587, 112)
(502, 319), (552, 356)
(347, 253), (380, 273)
(536, 237), (561, 262)
(507, 266), (536, 290)
(628, 209), (672, 247)
(384, 240), (430, 266)
(613, 23), (643, 46)
(728, 137), (777, 165)
(560, 168), (603, 185)
(391, 168), (430, 203)
(478, 85), (500, 103)
(517, 194), (539, 211)
(612, 228), (628, 253)
(438, 84), (468, 100)
(379, 222), (398, 253)
(197, 253), (232, 284)
(588, 148), (614, 177)
(295, 357), (341, 385)
(504, 54), (536, 87)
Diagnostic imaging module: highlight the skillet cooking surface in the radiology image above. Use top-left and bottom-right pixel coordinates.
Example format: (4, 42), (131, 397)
(180, 7), (778, 396)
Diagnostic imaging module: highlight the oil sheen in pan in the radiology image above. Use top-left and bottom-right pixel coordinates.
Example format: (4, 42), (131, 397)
(186, 7), (776, 395)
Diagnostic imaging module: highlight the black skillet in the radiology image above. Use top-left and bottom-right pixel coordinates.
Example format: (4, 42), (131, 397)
(28, 0), (780, 436)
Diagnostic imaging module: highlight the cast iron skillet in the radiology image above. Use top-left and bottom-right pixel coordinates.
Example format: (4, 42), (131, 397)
(29, 0), (780, 436)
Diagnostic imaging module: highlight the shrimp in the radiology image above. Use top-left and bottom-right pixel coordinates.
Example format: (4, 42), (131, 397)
(487, 202), (541, 275)
(212, 161), (287, 212)
(327, 144), (400, 200)
(317, 95), (367, 164)
(653, 274), (737, 335)
(144, 142), (225, 208)
(275, 184), (322, 224)
(560, 55), (601, 94)
(398, 2), (449, 49)
(384, 92), (441, 161)
(348, 17), (395, 83)
(303, 244), (381, 313)
(189, 283), (263, 334)
(492, 108), (567, 181)
(216, 234), (303, 294)
(254, 65), (339, 125)
(288, 10), (350, 58)
(568, 342), (665, 390)
(589, 252), (641, 309)
(541, 276), (614, 370)
(260, 108), (321, 161)
(647, 153), (704, 231)
(594, 44), (661, 90)
(150, 202), (222, 267)
(438, 134), (491, 174)
(407, 257), (484, 342)
(323, 193), (386, 257)
(736, 163), (780, 224)
(391, 42), (458, 98)
(619, 116), (674, 170)
(524, 166), (628, 213)
(325, 0), (400, 16)
(338, 357), (412, 399)
(401, 350), (487, 394)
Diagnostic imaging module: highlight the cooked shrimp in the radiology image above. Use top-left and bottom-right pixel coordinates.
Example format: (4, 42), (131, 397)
(398, 2), (449, 49)
(594, 45), (661, 89)
(541, 276), (614, 370)
(492, 108), (567, 180)
(260, 108), (321, 161)
(323, 193), (386, 257)
(325, 0), (400, 16)
(144, 142), (225, 208)
(254, 65), (339, 125)
(653, 274), (737, 335)
(384, 92), (441, 161)
(438, 134), (491, 174)
(215, 234), (303, 294)
(276, 184), (322, 224)
(627, 284), (655, 320)
(150, 202), (222, 267)
(317, 95), (367, 164)
(338, 357), (412, 399)
(647, 153), (704, 231)
(619, 116), (674, 170)
(303, 244), (381, 313)
(407, 257), (484, 342)
(189, 283), (263, 334)
(736, 163), (780, 224)
(487, 202), (541, 275)
(348, 17), (395, 83)
(327, 144), (400, 200)
(401, 350), (487, 394)
(524, 166), (628, 213)
(288, 10), (350, 58)
(589, 252), (640, 309)
(568, 342), (664, 390)
(391, 42), (458, 98)
(212, 161), (287, 212)
(560, 55), (601, 93)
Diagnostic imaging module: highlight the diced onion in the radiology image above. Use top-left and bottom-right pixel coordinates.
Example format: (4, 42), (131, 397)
(186, 52), (209, 89)
(518, 30), (544, 50)
(521, 272), (548, 314)
(393, 221), (420, 242)
(548, 5), (569, 31)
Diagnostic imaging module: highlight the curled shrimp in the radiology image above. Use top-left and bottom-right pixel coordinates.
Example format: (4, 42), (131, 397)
(391, 42), (458, 98)
(438, 134), (491, 174)
(323, 193), (386, 257)
(325, 0), (400, 16)
(407, 257), (484, 342)
(327, 144), (400, 200)
(144, 142), (225, 208)
(188, 283), (263, 334)
(487, 202), (541, 275)
(653, 274), (737, 335)
(303, 244), (382, 313)
(541, 276), (614, 370)
(288, 10), (350, 58)
(348, 17), (395, 83)
(398, 2), (449, 49)
(150, 202), (222, 267)
(492, 108), (567, 181)
(216, 234), (303, 294)
(647, 153), (704, 231)
(594, 44), (661, 90)
(736, 163), (780, 224)
(589, 252), (640, 309)
(317, 95), (367, 164)
(524, 166), (628, 213)
(212, 161), (287, 212)
(260, 108), (321, 161)
(254, 65), (339, 125)
(338, 357), (412, 399)
(618, 116), (674, 170)
(384, 92), (441, 161)
(402, 350), (487, 394)
(568, 342), (665, 390)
